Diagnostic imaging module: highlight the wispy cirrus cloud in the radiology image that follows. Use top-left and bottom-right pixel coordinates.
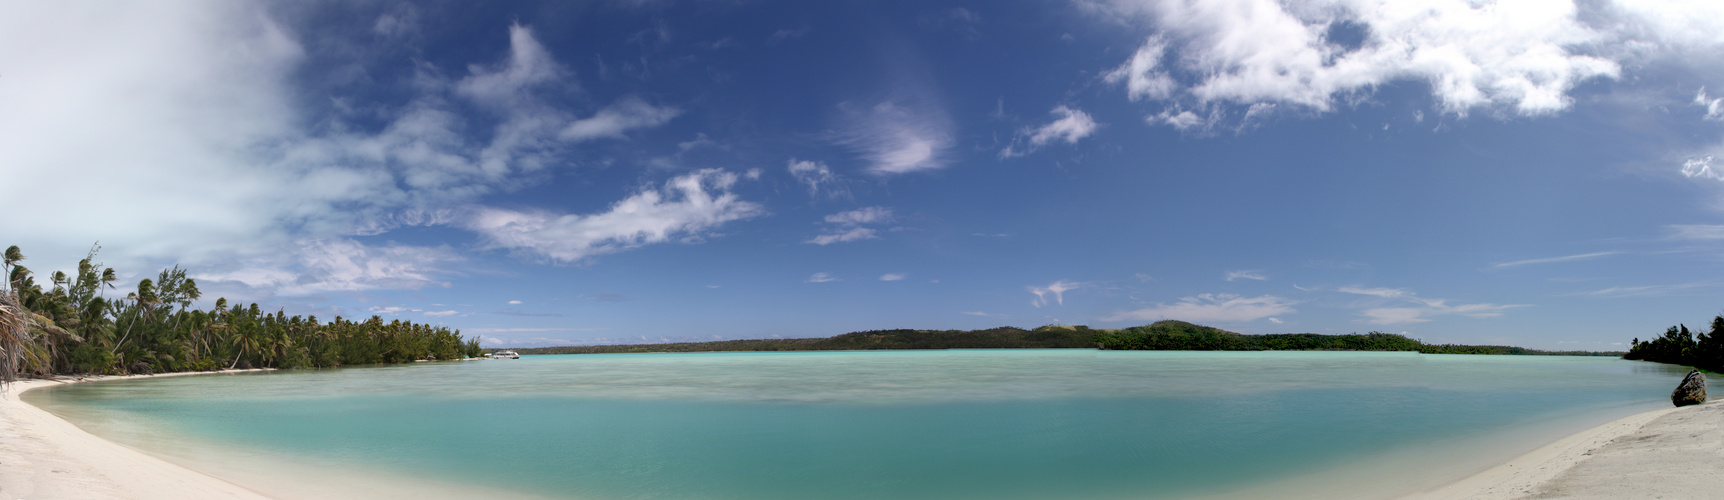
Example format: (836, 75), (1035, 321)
(787, 159), (848, 199)
(838, 100), (952, 175)
(806, 206), (894, 245)
(1669, 224), (1724, 240)
(1573, 281), (1722, 298)
(1491, 251), (1619, 269)
(807, 272), (838, 283)
(1224, 270), (1267, 281)
(1336, 286), (1525, 325)
(879, 273), (906, 281)
(1105, 293), (1294, 323)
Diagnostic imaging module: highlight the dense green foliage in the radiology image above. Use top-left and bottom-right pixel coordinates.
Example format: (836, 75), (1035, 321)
(514, 326), (1101, 354)
(514, 320), (1609, 357)
(1093, 321), (1612, 355)
(1, 244), (481, 378)
(1624, 316), (1724, 372)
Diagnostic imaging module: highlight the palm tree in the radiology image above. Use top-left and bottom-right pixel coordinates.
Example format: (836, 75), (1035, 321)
(1, 288), (29, 384)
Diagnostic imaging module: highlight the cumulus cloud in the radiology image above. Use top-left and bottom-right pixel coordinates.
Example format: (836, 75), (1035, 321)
(839, 101), (953, 175)
(1029, 280), (1081, 307)
(0, 7), (694, 299)
(196, 239), (460, 296)
(468, 169), (764, 263)
(1105, 293), (1295, 323)
(806, 207), (894, 245)
(1336, 285), (1524, 325)
(1001, 106), (1101, 158)
(1683, 156), (1724, 180)
(1698, 88), (1724, 121)
(1100, 0), (1637, 119)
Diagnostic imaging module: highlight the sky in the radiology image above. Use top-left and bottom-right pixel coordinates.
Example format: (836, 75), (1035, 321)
(5, 0), (1724, 350)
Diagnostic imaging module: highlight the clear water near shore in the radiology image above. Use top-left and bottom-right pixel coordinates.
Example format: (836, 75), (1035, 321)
(27, 350), (1689, 500)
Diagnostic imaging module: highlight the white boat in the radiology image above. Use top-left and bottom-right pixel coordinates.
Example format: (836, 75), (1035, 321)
(493, 350), (520, 359)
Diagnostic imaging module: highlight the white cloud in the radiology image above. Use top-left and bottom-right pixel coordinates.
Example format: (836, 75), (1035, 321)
(1491, 251), (1618, 269)
(508, 300), (523, 305)
(1029, 280), (1081, 307)
(787, 159), (847, 199)
(197, 239), (460, 297)
(468, 169), (764, 263)
(880, 273), (906, 281)
(1224, 270), (1267, 281)
(807, 272), (838, 283)
(1105, 36), (1177, 101)
(1682, 156), (1724, 181)
(425, 310), (459, 317)
(824, 207), (894, 226)
(1105, 293), (1295, 323)
(455, 24), (567, 107)
(0, 9), (690, 298)
(1266, 317), (1283, 324)
(1669, 224), (1724, 240)
(1336, 285), (1524, 324)
(559, 96), (681, 142)
(1101, 0), (1628, 118)
(1698, 88), (1724, 121)
(839, 101), (953, 175)
(806, 227), (879, 245)
(1001, 106), (1100, 158)
(807, 207), (893, 245)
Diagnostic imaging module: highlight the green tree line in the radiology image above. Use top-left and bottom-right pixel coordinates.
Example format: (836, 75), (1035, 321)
(1624, 315), (1724, 372)
(512, 321), (1609, 356)
(0, 244), (481, 381)
(1093, 321), (1611, 354)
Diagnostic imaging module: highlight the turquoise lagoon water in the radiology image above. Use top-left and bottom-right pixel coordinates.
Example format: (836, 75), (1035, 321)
(27, 350), (1690, 500)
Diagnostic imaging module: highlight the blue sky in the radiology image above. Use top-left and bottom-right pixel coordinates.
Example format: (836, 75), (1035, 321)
(5, 0), (1724, 349)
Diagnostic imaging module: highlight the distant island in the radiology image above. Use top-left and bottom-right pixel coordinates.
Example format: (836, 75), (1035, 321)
(511, 320), (1620, 356)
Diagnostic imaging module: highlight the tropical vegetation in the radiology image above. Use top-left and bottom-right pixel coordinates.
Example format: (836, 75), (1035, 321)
(516, 320), (1612, 356)
(0, 244), (481, 381)
(1624, 316), (1724, 372)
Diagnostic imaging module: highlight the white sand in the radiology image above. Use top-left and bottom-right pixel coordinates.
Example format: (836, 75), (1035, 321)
(1403, 399), (1724, 500)
(0, 373), (274, 500)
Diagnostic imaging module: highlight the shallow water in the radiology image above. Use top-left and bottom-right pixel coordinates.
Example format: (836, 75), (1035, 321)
(28, 350), (1689, 500)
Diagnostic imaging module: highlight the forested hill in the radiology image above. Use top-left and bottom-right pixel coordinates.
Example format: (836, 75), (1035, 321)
(511, 321), (1615, 356)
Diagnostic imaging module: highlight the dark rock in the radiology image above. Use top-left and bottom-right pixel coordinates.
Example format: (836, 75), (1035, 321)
(1672, 369), (1707, 407)
(127, 361), (153, 375)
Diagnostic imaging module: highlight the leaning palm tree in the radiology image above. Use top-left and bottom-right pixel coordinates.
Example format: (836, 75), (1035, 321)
(1, 288), (29, 386)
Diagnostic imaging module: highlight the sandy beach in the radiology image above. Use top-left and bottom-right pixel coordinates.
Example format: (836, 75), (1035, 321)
(0, 373), (274, 500)
(2, 370), (1720, 500)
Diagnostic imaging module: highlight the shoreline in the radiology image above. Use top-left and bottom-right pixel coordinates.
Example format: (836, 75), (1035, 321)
(2, 369), (1716, 500)
(0, 371), (276, 500)
(1400, 399), (1723, 499)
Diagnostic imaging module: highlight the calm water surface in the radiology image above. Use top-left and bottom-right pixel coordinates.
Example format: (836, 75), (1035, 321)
(27, 350), (1689, 500)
